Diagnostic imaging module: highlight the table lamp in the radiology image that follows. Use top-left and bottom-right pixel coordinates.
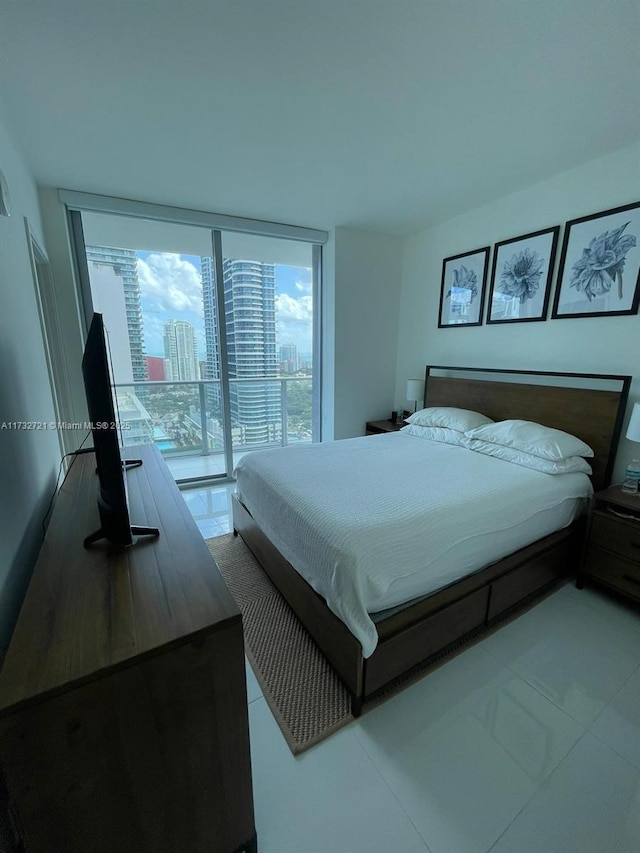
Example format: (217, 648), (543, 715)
(621, 402), (640, 495)
(406, 379), (425, 414)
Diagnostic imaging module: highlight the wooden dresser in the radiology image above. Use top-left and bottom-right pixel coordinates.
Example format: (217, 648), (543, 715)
(0, 446), (256, 853)
(579, 484), (640, 602)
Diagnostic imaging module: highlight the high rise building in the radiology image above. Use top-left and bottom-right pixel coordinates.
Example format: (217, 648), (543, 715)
(279, 343), (298, 374)
(201, 256), (220, 386)
(145, 355), (166, 381)
(85, 245), (148, 381)
(299, 352), (313, 372)
(201, 258), (278, 444)
(163, 320), (200, 381)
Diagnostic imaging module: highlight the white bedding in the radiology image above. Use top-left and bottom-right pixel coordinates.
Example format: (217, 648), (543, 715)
(235, 432), (592, 657)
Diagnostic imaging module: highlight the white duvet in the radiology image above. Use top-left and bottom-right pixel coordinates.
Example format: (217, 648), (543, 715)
(235, 432), (592, 657)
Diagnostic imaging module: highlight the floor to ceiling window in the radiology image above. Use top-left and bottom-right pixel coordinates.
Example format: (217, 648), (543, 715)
(64, 194), (325, 485)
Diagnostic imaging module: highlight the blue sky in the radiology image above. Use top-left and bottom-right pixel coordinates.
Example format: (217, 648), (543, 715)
(136, 251), (313, 360)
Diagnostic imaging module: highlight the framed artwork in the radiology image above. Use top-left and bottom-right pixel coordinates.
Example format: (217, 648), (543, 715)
(486, 226), (559, 324)
(552, 201), (640, 319)
(438, 246), (490, 327)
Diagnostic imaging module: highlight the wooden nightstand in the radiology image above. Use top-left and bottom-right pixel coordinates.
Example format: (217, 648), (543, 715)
(578, 484), (640, 603)
(366, 419), (404, 435)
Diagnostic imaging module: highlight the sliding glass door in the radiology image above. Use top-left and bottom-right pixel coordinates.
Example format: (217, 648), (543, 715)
(218, 231), (317, 462)
(69, 203), (322, 485)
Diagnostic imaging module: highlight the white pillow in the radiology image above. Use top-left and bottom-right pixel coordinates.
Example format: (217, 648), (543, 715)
(465, 419), (594, 460)
(466, 439), (593, 475)
(401, 424), (467, 446)
(407, 406), (493, 432)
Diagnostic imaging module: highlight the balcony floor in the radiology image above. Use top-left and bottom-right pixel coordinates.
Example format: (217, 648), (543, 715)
(164, 452), (232, 481)
(162, 440), (310, 482)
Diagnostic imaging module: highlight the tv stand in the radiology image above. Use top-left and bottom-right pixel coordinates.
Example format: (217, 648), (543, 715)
(0, 446), (256, 853)
(82, 522), (160, 548)
(124, 458), (143, 469)
(83, 456), (160, 547)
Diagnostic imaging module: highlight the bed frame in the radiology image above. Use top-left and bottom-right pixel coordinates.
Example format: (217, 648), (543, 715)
(232, 367), (631, 715)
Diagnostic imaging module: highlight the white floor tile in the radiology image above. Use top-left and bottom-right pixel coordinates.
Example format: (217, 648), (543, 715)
(560, 581), (640, 638)
(180, 491), (208, 515)
(216, 515), (232, 534)
(195, 520), (220, 540)
(353, 646), (582, 853)
(590, 663), (640, 771)
(184, 486), (640, 851)
(481, 589), (640, 726)
(248, 698), (431, 853)
(488, 733), (640, 853)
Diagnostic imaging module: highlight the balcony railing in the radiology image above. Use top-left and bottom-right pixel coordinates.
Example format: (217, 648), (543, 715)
(113, 376), (313, 481)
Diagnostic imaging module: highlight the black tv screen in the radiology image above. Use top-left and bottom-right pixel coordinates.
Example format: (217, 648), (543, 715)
(82, 312), (134, 546)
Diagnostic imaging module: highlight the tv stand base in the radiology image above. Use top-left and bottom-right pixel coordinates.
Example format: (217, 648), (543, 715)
(83, 524), (160, 548)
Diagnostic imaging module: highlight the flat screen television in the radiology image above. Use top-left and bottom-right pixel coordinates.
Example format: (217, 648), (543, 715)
(81, 312), (159, 547)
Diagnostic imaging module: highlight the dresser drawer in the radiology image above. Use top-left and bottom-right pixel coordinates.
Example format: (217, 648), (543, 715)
(583, 544), (640, 601)
(590, 511), (640, 562)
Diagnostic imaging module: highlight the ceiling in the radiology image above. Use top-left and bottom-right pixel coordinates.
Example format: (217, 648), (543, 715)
(1, 0), (638, 236)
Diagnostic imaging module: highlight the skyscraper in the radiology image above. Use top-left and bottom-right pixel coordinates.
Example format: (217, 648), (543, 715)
(145, 355), (166, 381)
(201, 257), (278, 444)
(201, 256), (220, 385)
(163, 320), (200, 381)
(85, 245), (148, 381)
(279, 343), (298, 374)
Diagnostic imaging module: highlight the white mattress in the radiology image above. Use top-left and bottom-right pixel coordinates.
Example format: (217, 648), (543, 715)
(235, 432), (592, 658)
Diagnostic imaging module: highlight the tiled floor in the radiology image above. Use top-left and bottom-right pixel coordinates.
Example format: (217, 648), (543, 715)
(180, 481), (235, 539)
(185, 483), (640, 853)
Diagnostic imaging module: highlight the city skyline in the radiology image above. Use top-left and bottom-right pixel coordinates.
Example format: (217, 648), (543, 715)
(86, 245), (148, 381)
(163, 319), (200, 382)
(137, 251), (313, 363)
(84, 241), (316, 455)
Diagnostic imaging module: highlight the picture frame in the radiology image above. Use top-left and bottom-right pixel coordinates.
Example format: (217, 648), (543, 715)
(486, 226), (559, 324)
(552, 201), (640, 319)
(438, 246), (490, 327)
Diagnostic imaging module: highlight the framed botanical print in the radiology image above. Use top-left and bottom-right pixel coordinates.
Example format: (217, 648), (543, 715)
(552, 201), (640, 319)
(486, 226), (559, 324)
(438, 246), (490, 327)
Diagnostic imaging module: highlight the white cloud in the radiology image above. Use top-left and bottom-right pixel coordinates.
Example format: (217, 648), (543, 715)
(137, 255), (313, 358)
(137, 253), (202, 313)
(276, 292), (312, 321)
(275, 292), (313, 352)
(141, 314), (167, 358)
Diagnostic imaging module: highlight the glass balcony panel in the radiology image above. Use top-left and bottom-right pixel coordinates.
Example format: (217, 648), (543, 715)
(113, 377), (312, 483)
(81, 213), (318, 486)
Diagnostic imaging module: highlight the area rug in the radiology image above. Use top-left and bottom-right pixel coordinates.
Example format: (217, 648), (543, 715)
(206, 533), (354, 754)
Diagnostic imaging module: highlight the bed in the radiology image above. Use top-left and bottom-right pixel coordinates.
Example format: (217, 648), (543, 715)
(232, 366), (630, 715)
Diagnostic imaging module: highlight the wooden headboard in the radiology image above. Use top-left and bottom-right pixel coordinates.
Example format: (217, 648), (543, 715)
(424, 366), (631, 490)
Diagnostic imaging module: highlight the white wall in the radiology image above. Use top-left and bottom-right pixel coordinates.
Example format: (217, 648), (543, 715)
(89, 265), (134, 384)
(38, 187), (89, 430)
(396, 142), (640, 482)
(0, 101), (60, 653)
(333, 227), (403, 439)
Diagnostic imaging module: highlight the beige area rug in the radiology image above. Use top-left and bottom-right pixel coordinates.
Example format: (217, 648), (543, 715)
(206, 533), (354, 754)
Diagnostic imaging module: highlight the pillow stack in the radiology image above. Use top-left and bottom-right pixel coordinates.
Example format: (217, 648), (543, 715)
(402, 408), (594, 475)
(464, 420), (593, 475)
(402, 406), (493, 446)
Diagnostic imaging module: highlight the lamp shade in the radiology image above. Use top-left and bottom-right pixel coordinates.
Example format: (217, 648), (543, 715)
(406, 379), (425, 404)
(626, 403), (640, 443)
